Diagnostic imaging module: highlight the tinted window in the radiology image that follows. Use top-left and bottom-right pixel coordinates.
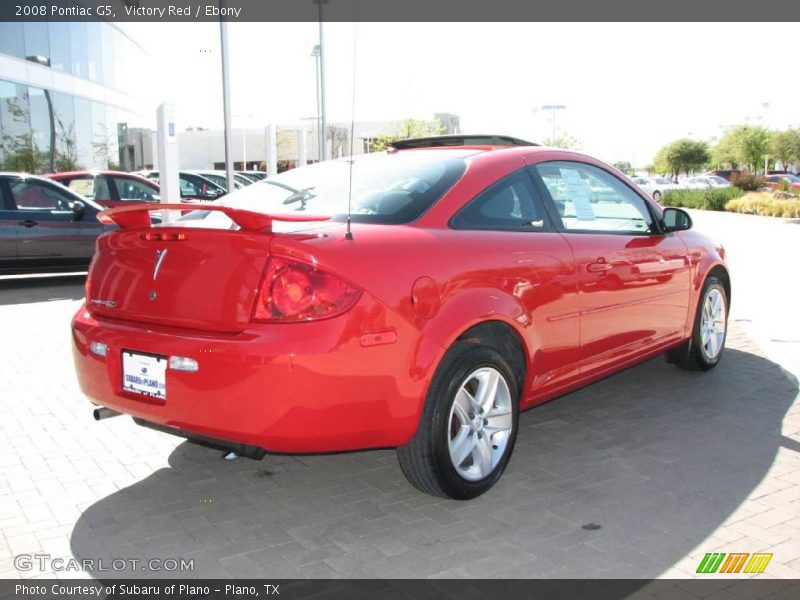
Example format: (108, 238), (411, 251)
(180, 174), (223, 198)
(113, 177), (158, 201)
(534, 161), (654, 234)
(451, 170), (544, 231)
(9, 180), (74, 210)
(190, 153), (466, 225)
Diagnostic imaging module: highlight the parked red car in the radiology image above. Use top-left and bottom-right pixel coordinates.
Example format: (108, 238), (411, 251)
(46, 170), (160, 208)
(765, 174), (800, 190)
(72, 137), (730, 499)
(710, 169), (742, 182)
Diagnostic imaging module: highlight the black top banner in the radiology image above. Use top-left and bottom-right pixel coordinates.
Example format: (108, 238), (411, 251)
(0, 0), (797, 22)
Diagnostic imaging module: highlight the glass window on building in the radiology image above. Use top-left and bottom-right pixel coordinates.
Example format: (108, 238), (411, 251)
(0, 22), (25, 59)
(91, 100), (111, 169)
(27, 87), (53, 172)
(105, 105), (120, 170)
(48, 22), (72, 73)
(74, 97), (92, 170)
(1, 80), (33, 172)
(23, 22), (50, 63)
(86, 22), (102, 84)
(69, 22), (88, 80)
(50, 91), (78, 172)
(101, 25), (115, 90)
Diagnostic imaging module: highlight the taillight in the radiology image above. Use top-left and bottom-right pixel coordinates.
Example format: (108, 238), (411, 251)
(252, 256), (361, 322)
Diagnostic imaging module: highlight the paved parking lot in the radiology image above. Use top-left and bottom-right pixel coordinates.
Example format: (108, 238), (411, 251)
(1, 211), (799, 581)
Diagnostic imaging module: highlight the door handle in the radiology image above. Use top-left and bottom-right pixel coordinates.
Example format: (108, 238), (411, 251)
(587, 261), (613, 273)
(18, 220), (37, 228)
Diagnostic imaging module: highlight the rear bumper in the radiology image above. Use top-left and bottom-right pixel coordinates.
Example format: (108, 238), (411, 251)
(71, 300), (443, 453)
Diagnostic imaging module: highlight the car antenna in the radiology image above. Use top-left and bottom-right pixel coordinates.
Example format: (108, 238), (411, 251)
(344, 15), (358, 240)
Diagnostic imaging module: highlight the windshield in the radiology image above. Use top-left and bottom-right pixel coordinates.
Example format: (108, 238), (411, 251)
(182, 152), (466, 226)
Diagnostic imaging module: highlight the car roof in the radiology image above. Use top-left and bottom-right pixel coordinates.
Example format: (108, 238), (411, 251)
(47, 169), (155, 180)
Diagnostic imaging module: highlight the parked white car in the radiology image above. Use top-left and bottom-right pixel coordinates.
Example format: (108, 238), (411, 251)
(679, 175), (732, 190)
(631, 177), (678, 202)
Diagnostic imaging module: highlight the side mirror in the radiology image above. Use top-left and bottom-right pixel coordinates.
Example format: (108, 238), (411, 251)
(663, 207), (692, 232)
(70, 200), (85, 216)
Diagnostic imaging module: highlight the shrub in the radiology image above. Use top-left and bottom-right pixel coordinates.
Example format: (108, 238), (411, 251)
(725, 194), (800, 218)
(661, 187), (744, 211)
(779, 178), (791, 193)
(730, 172), (766, 191)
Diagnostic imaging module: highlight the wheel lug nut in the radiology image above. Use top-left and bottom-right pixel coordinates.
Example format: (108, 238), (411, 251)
(477, 433), (483, 439)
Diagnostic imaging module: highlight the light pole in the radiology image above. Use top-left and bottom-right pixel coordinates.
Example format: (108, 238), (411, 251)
(310, 45), (322, 161)
(313, 0), (328, 161)
(219, 8), (234, 192)
(25, 55), (56, 172)
(541, 104), (566, 146)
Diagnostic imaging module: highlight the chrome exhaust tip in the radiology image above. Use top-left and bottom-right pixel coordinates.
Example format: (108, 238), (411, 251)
(93, 407), (121, 421)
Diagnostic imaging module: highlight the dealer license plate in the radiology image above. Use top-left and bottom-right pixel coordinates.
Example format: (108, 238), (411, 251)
(122, 350), (167, 400)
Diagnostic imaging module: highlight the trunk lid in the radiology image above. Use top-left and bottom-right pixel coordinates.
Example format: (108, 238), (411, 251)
(87, 227), (272, 332)
(86, 203), (330, 332)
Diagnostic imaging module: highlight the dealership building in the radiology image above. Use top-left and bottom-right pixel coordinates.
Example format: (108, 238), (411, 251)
(0, 18), (151, 174)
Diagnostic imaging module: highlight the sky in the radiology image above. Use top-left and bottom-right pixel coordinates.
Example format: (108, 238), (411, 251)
(123, 22), (800, 167)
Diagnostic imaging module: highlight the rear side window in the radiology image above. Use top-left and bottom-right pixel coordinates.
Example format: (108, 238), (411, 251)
(113, 177), (158, 201)
(451, 170), (545, 231)
(65, 176), (111, 200)
(192, 153), (467, 226)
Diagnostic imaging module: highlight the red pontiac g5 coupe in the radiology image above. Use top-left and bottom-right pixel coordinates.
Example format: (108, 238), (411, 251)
(72, 135), (730, 499)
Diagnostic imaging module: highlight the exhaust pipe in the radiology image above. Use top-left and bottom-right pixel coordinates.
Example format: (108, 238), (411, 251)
(93, 407), (121, 421)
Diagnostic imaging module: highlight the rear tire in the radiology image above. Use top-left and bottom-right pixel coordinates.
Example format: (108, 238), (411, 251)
(667, 275), (728, 371)
(397, 342), (520, 500)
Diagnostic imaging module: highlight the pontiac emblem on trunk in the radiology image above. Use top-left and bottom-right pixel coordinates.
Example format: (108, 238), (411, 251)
(153, 249), (168, 280)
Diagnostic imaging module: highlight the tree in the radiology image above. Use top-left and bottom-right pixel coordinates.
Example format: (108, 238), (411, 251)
(54, 115), (79, 172)
(771, 128), (800, 170)
(736, 126), (770, 172)
(0, 93), (49, 173)
(712, 125), (770, 172)
(327, 123), (350, 158)
(371, 118), (445, 152)
(710, 128), (740, 168)
(653, 138), (710, 178)
(612, 161), (633, 175)
(550, 133), (582, 151)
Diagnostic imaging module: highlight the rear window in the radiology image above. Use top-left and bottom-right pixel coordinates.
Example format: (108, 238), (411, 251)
(184, 152), (466, 226)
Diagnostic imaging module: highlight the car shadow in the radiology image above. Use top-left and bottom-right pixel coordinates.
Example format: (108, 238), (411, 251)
(0, 274), (86, 306)
(69, 346), (797, 579)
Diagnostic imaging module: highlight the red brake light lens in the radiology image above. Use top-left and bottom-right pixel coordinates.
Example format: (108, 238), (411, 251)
(253, 257), (362, 322)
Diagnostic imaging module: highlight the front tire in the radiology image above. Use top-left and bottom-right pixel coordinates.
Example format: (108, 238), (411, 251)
(668, 275), (728, 371)
(397, 342), (520, 499)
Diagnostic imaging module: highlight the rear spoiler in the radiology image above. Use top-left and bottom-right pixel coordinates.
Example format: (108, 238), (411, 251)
(97, 203), (330, 232)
